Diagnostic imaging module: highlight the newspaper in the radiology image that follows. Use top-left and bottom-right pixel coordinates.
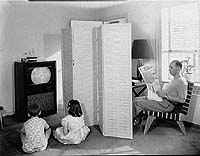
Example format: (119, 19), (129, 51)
(138, 65), (163, 101)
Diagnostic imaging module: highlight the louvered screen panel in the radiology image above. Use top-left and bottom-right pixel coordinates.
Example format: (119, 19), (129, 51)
(72, 21), (102, 126)
(99, 24), (133, 139)
(73, 27), (94, 126)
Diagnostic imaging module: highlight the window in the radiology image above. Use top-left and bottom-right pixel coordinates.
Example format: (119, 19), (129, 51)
(161, 2), (200, 82)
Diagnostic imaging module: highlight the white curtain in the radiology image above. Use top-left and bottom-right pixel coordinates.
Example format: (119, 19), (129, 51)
(154, 5), (162, 81)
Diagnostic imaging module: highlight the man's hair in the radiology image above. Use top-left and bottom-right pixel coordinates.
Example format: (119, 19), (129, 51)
(171, 60), (182, 69)
(67, 99), (83, 117)
(28, 103), (41, 117)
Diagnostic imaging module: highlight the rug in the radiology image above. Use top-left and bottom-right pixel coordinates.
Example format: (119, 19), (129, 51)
(0, 114), (144, 156)
(0, 122), (144, 156)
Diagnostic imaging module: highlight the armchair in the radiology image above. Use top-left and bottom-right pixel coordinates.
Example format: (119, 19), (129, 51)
(142, 80), (194, 135)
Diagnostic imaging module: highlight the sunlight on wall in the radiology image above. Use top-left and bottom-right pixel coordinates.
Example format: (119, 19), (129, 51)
(44, 33), (63, 106)
(45, 50), (63, 106)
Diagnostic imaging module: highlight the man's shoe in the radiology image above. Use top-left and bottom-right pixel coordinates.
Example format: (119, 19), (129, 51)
(133, 116), (142, 126)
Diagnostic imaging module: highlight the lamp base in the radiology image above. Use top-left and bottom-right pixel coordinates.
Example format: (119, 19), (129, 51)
(136, 59), (144, 81)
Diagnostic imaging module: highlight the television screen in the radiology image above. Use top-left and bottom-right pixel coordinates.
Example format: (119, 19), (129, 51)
(26, 66), (53, 85)
(31, 67), (51, 85)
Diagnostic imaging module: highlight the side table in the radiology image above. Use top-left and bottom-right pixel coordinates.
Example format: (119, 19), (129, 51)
(132, 82), (147, 97)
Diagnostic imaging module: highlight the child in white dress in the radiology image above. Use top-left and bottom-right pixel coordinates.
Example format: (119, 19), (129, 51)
(54, 99), (90, 144)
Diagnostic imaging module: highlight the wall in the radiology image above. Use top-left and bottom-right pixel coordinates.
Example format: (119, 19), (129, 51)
(0, 1), (97, 114)
(44, 34), (63, 105)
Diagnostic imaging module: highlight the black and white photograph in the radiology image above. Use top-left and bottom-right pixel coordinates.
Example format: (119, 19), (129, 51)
(0, 0), (200, 155)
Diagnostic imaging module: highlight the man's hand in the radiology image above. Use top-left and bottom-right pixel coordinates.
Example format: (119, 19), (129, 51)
(156, 90), (167, 98)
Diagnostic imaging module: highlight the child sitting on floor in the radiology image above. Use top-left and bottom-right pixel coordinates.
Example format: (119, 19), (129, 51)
(20, 103), (51, 153)
(54, 99), (90, 144)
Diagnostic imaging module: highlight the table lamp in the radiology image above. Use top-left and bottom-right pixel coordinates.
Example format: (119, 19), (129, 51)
(132, 39), (154, 81)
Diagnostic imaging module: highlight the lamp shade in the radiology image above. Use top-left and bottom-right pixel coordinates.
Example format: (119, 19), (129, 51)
(132, 39), (154, 59)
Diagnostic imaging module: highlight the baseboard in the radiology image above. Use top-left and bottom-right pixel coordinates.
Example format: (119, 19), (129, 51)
(2, 111), (14, 117)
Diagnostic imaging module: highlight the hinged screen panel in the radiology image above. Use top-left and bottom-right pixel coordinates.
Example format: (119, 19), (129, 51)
(98, 23), (133, 139)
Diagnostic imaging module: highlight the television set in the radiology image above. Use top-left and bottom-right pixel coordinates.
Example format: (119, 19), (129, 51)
(14, 61), (57, 122)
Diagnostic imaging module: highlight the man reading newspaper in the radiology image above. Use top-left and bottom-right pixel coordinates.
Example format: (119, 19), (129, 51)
(138, 65), (162, 102)
(133, 60), (187, 126)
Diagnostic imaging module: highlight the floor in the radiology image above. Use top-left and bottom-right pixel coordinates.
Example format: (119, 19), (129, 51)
(1, 104), (200, 155)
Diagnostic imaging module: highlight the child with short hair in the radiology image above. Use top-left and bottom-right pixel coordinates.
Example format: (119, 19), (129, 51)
(20, 103), (51, 153)
(54, 99), (90, 144)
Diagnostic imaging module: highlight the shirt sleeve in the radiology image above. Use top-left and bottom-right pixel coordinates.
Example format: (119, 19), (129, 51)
(177, 79), (187, 100)
(21, 124), (25, 133)
(42, 118), (49, 129)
